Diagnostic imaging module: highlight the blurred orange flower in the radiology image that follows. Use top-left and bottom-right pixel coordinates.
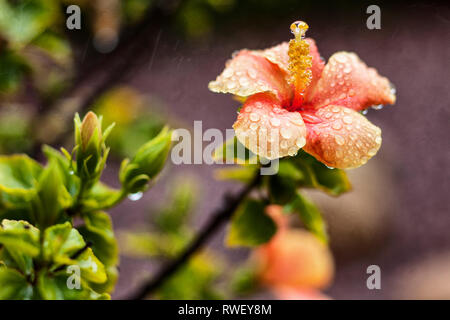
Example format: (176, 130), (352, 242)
(209, 21), (396, 168)
(253, 205), (334, 299)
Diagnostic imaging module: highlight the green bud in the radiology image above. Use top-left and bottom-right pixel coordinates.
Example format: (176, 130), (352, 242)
(122, 127), (172, 193)
(75, 112), (103, 179)
(81, 112), (102, 152)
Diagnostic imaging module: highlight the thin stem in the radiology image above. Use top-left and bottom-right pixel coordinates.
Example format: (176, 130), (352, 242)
(127, 172), (262, 300)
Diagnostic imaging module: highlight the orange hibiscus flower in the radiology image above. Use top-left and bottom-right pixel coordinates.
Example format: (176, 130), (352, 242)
(253, 205), (334, 299)
(209, 21), (396, 168)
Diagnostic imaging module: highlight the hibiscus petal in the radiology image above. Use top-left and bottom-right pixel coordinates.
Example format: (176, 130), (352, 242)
(233, 93), (307, 160)
(208, 50), (292, 104)
(309, 52), (395, 111)
(255, 38), (324, 97)
(303, 105), (382, 168)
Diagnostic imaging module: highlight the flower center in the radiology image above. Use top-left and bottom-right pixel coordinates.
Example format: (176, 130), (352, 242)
(288, 21), (313, 108)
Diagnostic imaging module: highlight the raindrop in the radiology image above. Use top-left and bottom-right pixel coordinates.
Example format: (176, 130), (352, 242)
(343, 115), (353, 124)
(223, 69), (234, 78)
(371, 104), (384, 110)
(389, 82), (396, 95)
(362, 109), (369, 115)
(280, 127), (292, 139)
(249, 113), (260, 122)
(270, 118), (281, 127)
(296, 136), (306, 147)
(325, 165), (335, 169)
(128, 192), (143, 201)
(332, 122), (342, 130)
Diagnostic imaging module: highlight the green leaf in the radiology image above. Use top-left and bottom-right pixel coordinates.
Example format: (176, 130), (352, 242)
(0, 155), (42, 219)
(42, 222), (85, 265)
(155, 252), (224, 300)
(231, 266), (259, 296)
(0, 154), (42, 190)
(285, 192), (328, 243)
(0, 219), (39, 275)
(78, 211), (117, 266)
(293, 151), (351, 196)
(119, 231), (164, 258)
(31, 31), (72, 66)
(82, 182), (122, 211)
(0, 267), (34, 299)
(0, 0), (59, 47)
(31, 160), (72, 227)
(212, 136), (258, 165)
(42, 145), (79, 197)
(155, 178), (197, 232)
(42, 222), (107, 284)
(78, 211), (118, 293)
(226, 199), (276, 247)
(0, 219), (40, 257)
(74, 247), (107, 284)
(37, 271), (109, 300)
(0, 50), (30, 94)
(214, 165), (258, 184)
(268, 160), (304, 205)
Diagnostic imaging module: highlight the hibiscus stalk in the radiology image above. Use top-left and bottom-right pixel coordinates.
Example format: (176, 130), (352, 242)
(128, 171), (262, 300)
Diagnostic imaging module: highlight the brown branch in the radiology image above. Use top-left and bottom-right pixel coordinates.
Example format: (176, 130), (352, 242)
(127, 173), (262, 300)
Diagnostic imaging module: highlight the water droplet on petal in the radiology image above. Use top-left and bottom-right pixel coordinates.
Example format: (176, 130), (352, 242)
(239, 77), (249, 86)
(296, 136), (306, 147)
(389, 82), (396, 95)
(332, 122), (342, 130)
(280, 127), (292, 139)
(250, 113), (260, 122)
(288, 147), (298, 156)
(223, 69), (233, 78)
(270, 118), (281, 127)
(335, 135), (345, 145)
(227, 82), (237, 90)
(343, 115), (353, 124)
(372, 104), (384, 110)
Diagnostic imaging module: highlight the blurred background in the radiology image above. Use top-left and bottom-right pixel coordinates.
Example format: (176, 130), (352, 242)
(0, 0), (448, 299)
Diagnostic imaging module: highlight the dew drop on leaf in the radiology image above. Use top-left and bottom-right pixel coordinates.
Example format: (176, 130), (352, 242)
(128, 192), (143, 201)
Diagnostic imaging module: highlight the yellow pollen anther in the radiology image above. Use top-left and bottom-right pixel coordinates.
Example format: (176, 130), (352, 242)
(290, 21), (309, 41)
(288, 20), (313, 105)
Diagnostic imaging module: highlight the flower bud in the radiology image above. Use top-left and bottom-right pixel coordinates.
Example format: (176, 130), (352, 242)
(254, 228), (334, 290)
(81, 112), (102, 152)
(75, 112), (103, 178)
